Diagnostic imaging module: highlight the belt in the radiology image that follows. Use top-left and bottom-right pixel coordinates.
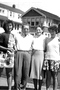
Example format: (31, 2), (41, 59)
(17, 50), (31, 52)
(33, 49), (44, 51)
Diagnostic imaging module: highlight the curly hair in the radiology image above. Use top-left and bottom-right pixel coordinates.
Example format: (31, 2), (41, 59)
(3, 20), (14, 32)
(58, 24), (60, 33)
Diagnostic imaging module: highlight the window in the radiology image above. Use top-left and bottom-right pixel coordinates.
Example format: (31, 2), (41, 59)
(2, 10), (4, 13)
(36, 21), (39, 26)
(31, 22), (34, 26)
(10, 11), (12, 16)
(31, 18), (35, 26)
(24, 18), (27, 23)
(13, 12), (15, 17)
(36, 18), (40, 26)
(28, 18), (31, 25)
(28, 22), (30, 25)
(18, 14), (21, 19)
(0, 9), (1, 12)
(17, 24), (19, 30)
(0, 9), (4, 13)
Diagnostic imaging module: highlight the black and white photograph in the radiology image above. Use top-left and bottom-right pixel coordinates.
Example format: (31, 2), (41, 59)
(0, 0), (60, 90)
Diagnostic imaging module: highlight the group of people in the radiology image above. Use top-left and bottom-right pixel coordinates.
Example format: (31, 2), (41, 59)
(0, 20), (60, 90)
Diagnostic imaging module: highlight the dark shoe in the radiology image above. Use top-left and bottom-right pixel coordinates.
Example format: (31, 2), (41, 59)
(21, 85), (26, 89)
(15, 88), (19, 90)
(21, 88), (26, 90)
(34, 89), (37, 90)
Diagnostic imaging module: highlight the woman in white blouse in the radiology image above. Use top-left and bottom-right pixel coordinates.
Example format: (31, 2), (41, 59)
(30, 26), (45, 90)
(43, 25), (60, 90)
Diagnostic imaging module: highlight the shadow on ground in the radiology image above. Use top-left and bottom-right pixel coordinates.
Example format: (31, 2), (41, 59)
(0, 86), (15, 90)
(0, 86), (34, 90)
(0, 86), (8, 90)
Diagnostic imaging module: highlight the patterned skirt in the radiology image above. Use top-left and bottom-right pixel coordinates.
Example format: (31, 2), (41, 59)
(43, 59), (60, 73)
(0, 51), (14, 68)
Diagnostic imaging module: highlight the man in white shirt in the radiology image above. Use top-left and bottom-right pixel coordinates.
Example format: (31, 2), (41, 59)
(14, 24), (33, 90)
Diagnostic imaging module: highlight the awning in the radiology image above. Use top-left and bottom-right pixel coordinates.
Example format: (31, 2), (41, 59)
(0, 15), (8, 20)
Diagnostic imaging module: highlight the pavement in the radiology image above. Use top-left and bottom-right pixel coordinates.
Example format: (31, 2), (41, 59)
(0, 77), (60, 90)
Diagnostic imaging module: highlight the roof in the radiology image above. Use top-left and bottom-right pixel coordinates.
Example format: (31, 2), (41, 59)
(37, 8), (60, 21)
(0, 15), (8, 20)
(0, 3), (24, 14)
(22, 7), (60, 21)
(22, 7), (46, 17)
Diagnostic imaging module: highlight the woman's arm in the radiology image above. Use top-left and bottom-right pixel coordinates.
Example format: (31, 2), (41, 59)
(0, 45), (8, 50)
(0, 45), (12, 51)
(44, 37), (47, 52)
(31, 41), (34, 50)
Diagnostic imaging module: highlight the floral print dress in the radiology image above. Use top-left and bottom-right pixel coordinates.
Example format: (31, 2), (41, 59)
(0, 33), (16, 68)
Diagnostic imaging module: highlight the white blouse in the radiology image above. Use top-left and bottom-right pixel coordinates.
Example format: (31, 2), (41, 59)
(45, 37), (60, 61)
(33, 35), (46, 50)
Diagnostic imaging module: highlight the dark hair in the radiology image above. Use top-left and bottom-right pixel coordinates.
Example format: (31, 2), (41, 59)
(58, 24), (60, 33)
(3, 20), (14, 32)
(48, 25), (58, 34)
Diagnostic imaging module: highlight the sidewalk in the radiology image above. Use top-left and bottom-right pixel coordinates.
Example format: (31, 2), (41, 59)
(0, 77), (60, 90)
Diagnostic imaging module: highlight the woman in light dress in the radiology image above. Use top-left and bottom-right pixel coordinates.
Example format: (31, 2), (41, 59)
(30, 26), (46, 90)
(43, 25), (60, 90)
(0, 20), (16, 90)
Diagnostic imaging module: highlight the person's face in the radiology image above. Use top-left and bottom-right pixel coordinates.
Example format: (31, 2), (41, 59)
(49, 29), (56, 38)
(36, 28), (42, 36)
(24, 26), (29, 35)
(8, 23), (13, 32)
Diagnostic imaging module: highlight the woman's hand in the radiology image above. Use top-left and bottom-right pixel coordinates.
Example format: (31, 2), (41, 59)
(8, 48), (14, 52)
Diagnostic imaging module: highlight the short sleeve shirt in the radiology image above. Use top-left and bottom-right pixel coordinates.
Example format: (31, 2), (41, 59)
(0, 32), (10, 53)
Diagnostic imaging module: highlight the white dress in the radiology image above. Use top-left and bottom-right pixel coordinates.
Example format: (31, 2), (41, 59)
(30, 35), (45, 79)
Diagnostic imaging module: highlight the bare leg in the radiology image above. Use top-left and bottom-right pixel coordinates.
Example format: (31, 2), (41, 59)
(7, 75), (12, 90)
(46, 70), (51, 90)
(52, 72), (58, 90)
(6, 68), (13, 90)
(39, 80), (43, 90)
(33, 79), (37, 90)
(53, 76), (58, 90)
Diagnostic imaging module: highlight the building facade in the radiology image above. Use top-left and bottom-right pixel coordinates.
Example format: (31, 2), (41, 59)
(0, 3), (24, 30)
(22, 7), (60, 35)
